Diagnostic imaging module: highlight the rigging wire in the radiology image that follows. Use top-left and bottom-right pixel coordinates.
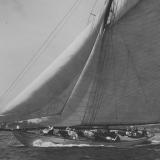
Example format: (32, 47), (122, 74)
(82, 0), (114, 124)
(53, 0), (103, 117)
(90, 1), (124, 123)
(0, 0), (81, 100)
(44, 0), (102, 116)
(108, 2), (119, 121)
(89, 31), (110, 124)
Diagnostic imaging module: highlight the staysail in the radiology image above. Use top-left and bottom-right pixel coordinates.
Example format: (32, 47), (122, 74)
(0, 2), (109, 122)
(54, 0), (160, 126)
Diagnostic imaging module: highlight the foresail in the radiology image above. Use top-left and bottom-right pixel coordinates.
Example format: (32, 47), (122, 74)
(0, 3), (108, 123)
(56, 0), (160, 127)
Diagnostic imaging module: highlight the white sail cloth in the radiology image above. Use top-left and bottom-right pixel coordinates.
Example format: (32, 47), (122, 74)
(0, 3), (108, 122)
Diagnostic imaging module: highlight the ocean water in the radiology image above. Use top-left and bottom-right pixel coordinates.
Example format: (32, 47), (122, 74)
(1, 131), (160, 160)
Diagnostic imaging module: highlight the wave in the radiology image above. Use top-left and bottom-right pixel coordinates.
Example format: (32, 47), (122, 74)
(149, 133), (160, 144)
(32, 139), (106, 147)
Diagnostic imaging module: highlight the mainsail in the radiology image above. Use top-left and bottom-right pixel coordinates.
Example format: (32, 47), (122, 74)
(1, 0), (160, 127)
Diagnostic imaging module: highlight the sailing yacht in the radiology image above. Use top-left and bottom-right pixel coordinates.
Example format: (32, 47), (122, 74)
(0, 0), (160, 147)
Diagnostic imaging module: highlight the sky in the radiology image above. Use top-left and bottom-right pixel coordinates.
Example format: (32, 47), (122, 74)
(0, 0), (105, 108)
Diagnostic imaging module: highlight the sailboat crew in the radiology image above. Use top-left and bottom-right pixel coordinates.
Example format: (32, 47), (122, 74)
(16, 125), (20, 130)
(141, 128), (148, 137)
(93, 129), (120, 142)
(105, 131), (120, 142)
(83, 129), (96, 139)
(125, 126), (149, 138)
(126, 128), (132, 137)
(66, 127), (78, 140)
(41, 125), (54, 135)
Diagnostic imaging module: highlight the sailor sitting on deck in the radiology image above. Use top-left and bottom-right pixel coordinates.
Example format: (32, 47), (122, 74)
(83, 129), (95, 139)
(66, 127), (78, 140)
(126, 128), (132, 137)
(106, 131), (120, 142)
(125, 126), (137, 137)
(41, 126), (54, 135)
(16, 125), (20, 130)
(126, 126), (148, 138)
(136, 127), (148, 137)
(141, 128), (148, 136)
(102, 130), (120, 142)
